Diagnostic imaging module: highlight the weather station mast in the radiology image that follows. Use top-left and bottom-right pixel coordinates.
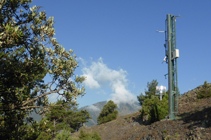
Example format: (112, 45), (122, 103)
(157, 14), (180, 120)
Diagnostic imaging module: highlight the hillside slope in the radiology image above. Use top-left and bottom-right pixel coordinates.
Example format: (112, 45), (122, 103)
(71, 84), (211, 140)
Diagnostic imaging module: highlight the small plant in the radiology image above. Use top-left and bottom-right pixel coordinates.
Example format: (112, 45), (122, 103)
(175, 132), (179, 137)
(125, 117), (130, 122)
(197, 81), (211, 99)
(79, 129), (101, 140)
(165, 135), (171, 140)
(163, 130), (167, 133)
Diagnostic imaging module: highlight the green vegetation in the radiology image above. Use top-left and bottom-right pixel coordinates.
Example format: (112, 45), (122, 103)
(137, 80), (169, 123)
(54, 128), (102, 140)
(137, 79), (158, 106)
(97, 100), (118, 124)
(36, 99), (91, 139)
(197, 81), (211, 99)
(55, 129), (72, 140)
(175, 132), (179, 137)
(79, 129), (101, 140)
(165, 135), (171, 140)
(125, 116), (131, 122)
(0, 0), (88, 139)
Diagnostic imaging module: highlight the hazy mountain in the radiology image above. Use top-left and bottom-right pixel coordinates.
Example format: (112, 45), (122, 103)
(79, 101), (141, 127)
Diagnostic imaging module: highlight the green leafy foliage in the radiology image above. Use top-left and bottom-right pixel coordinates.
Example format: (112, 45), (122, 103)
(138, 80), (169, 123)
(79, 129), (101, 140)
(97, 100), (118, 125)
(0, 0), (86, 139)
(197, 81), (211, 99)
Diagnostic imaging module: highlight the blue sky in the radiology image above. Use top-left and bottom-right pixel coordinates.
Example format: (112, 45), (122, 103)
(31, 0), (211, 108)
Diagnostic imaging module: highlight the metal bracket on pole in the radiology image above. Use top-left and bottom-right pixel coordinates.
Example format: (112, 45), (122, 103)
(164, 73), (168, 79)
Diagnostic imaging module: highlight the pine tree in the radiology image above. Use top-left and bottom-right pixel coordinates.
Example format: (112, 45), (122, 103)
(197, 81), (211, 99)
(97, 100), (118, 125)
(137, 79), (158, 105)
(138, 80), (169, 123)
(40, 99), (91, 139)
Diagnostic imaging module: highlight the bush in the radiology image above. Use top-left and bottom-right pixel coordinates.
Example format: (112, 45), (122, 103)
(138, 80), (169, 123)
(140, 92), (169, 123)
(79, 129), (101, 140)
(148, 94), (169, 123)
(197, 81), (211, 99)
(97, 100), (118, 124)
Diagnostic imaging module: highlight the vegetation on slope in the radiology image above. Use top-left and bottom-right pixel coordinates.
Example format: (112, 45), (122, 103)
(54, 128), (101, 140)
(197, 81), (211, 99)
(36, 99), (91, 139)
(137, 79), (169, 123)
(97, 100), (118, 125)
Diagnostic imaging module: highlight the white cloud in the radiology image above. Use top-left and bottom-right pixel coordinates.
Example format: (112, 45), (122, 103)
(80, 57), (137, 106)
(86, 105), (100, 112)
(83, 74), (100, 89)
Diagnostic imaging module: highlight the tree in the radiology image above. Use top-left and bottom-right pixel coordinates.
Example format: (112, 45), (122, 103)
(147, 92), (169, 123)
(197, 81), (211, 99)
(0, 0), (86, 139)
(97, 100), (118, 125)
(137, 79), (158, 105)
(40, 99), (91, 139)
(138, 80), (169, 123)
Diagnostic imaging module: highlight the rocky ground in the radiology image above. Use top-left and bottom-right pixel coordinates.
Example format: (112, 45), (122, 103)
(71, 84), (211, 140)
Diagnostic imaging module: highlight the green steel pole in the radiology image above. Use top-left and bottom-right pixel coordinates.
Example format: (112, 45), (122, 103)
(173, 15), (178, 113)
(167, 14), (176, 120)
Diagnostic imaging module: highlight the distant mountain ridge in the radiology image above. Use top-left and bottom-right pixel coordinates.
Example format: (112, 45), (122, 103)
(79, 101), (141, 127)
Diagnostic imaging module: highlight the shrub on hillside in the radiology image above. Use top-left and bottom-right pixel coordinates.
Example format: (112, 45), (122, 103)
(148, 94), (169, 123)
(79, 129), (101, 140)
(197, 81), (211, 99)
(97, 100), (118, 125)
(138, 80), (169, 123)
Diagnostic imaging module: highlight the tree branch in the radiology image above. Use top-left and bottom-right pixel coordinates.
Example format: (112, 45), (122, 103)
(22, 86), (62, 106)
(20, 104), (64, 110)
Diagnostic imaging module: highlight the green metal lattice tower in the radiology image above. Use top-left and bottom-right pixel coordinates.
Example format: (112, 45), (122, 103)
(161, 14), (180, 120)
